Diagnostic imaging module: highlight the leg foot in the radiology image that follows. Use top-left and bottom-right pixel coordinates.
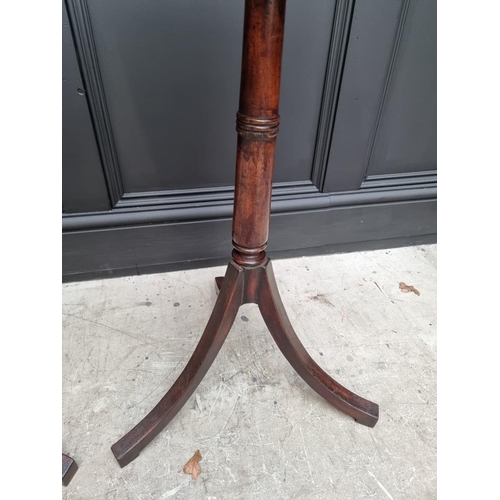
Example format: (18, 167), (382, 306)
(62, 453), (78, 486)
(258, 260), (379, 427)
(111, 262), (244, 467)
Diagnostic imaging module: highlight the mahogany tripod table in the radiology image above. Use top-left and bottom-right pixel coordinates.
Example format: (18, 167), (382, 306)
(112, 0), (379, 468)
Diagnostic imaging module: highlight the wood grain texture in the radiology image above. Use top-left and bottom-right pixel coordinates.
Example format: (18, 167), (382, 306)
(112, 254), (378, 467)
(111, 261), (244, 467)
(64, 246), (437, 497)
(232, 0), (287, 265)
(112, 2), (377, 467)
(258, 260), (378, 426)
(62, 0), (436, 277)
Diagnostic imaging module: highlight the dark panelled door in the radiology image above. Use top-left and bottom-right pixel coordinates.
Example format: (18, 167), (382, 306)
(325, 0), (436, 192)
(63, 0), (436, 281)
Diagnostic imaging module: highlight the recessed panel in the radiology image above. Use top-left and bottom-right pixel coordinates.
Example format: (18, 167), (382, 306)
(86, 0), (335, 192)
(367, 0), (436, 176)
(63, 2), (109, 213)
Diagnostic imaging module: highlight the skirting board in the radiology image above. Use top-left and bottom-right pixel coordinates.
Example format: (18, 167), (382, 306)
(63, 197), (436, 282)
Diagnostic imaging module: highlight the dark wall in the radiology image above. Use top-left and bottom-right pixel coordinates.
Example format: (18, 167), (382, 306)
(63, 0), (436, 281)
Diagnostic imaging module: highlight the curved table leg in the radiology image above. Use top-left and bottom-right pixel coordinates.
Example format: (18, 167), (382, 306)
(111, 262), (244, 467)
(62, 453), (78, 486)
(257, 260), (379, 427)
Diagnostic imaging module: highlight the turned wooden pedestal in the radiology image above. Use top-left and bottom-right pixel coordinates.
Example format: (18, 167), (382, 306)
(112, 0), (378, 468)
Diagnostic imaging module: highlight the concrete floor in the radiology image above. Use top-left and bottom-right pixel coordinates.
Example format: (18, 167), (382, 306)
(62, 245), (437, 499)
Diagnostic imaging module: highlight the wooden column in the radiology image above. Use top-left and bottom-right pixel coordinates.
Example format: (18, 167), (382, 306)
(232, 0), (286, 266)
(111, 0), (378, 468)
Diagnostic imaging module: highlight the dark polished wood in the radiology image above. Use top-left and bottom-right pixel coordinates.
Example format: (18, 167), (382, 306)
(220, 260), (378, 426)
(257, 260), (378, 426)
(62, 453), (78, 486)
(231, 0), (285, 267)
(113, 257), (378, 467)
(112, 0), (378, 468)
(112, 262), (244, 467)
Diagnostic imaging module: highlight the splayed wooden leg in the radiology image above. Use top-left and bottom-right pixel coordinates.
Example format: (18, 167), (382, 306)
(112, 0), (378, 468)
(257, 260), (379, 427)
(111, 261), (244, 467)
(215, 259), (379, 427)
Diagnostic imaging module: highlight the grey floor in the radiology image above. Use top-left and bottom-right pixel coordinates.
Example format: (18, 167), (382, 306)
(62, 245), (437, 499)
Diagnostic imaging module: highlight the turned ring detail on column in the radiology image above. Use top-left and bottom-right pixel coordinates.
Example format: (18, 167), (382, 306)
(236, 113), (280, 138)
(111, 0), (379, 468)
